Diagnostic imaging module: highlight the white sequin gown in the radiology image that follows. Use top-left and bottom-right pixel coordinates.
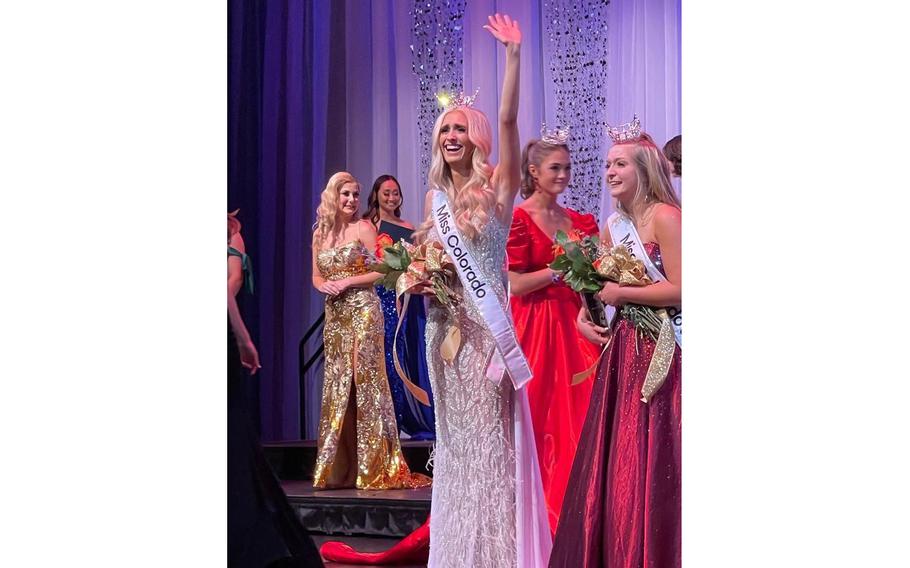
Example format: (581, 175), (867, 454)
(425, 214), (551, 567)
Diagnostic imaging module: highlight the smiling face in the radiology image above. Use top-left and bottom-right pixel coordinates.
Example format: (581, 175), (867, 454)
(529, 146), (571, 196)
(438, 110), (475, 167)
(338, 182), (361, 218)
(605, 144), (639, 201)
(377, 179), (402, 216)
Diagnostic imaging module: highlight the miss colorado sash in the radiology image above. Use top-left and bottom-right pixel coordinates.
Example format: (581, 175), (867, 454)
(607, 212), (681, 346)
(431, 190), (533, 390)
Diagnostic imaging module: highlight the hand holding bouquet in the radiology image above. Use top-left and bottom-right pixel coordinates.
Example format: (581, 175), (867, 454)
(549, 230), (676, 402)
(369, 238), (463, 380)
(549, 230), (662, 341)
(370, 238), (460, 310)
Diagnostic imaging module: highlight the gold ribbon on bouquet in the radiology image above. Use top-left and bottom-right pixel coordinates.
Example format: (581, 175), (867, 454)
(593, 245), (654, 287)
(571, 334), (611, 386)
(568, 245), (674, 403)
(640, 308), (675, 403)
(386, 242), (461, 407)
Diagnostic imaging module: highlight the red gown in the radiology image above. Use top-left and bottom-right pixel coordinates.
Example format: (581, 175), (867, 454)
(549, 242), (681, 568)
(506, 206), (601, 534)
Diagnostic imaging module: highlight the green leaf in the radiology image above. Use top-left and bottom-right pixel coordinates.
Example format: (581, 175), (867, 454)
(549, 257), (571, 271)
(376, 270), (403, 291)
(369, 262), (391, 274)
(381, 248), (404, 270)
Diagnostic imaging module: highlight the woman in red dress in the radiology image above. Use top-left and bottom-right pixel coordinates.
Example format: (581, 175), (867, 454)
(549, 125), (682, 568)
(506, 135), (601, 535)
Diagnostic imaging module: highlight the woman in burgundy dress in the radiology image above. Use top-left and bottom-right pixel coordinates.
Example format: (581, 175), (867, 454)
(549, 126), (681, 568)
(506, 135), (600, 535)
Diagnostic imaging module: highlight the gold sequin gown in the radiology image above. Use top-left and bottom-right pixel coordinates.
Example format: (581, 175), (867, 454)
(313, 239), (431, 490)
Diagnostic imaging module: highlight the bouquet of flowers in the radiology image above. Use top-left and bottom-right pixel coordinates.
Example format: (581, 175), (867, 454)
(548, 230), (662, 340)
(370, 238), (460, 311)
(371, 233), (404, 288)
(550, 230), (677, 402)
(369, 238), (463, 380)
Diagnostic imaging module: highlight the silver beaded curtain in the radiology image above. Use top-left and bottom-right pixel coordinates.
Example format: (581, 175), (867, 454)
(411, 0), (467, 191)
(543, 0), (611, 218)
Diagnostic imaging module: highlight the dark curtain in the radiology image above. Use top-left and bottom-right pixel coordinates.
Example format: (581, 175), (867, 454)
(228, 0), (347, 441)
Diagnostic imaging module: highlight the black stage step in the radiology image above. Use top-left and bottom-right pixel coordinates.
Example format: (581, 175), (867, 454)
(282, 480), (430, 538)
(266, 439), (433, 538)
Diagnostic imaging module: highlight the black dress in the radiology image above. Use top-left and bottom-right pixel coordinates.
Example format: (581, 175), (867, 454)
(228, 247), (322, 567)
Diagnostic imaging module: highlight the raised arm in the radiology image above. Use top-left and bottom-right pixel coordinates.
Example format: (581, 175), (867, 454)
(484, 13), (522, 223)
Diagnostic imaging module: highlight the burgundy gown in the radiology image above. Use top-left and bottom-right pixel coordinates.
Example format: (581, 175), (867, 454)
(549, 242), (681, 568)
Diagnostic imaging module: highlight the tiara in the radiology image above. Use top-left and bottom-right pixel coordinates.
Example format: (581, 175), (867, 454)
(436, 88), (479, 111)
(606, 114), (642, 143)
(540, 123), (570, 145)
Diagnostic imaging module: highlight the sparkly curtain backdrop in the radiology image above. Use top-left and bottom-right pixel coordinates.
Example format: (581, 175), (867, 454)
(411, 0), (467, 190)
(227, 0), (680, 440)
(599, 0), (682, 221)
(543, 0), (611, 217)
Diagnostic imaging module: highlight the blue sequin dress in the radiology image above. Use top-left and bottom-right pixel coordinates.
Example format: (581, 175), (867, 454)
(377, 220), (436, 440)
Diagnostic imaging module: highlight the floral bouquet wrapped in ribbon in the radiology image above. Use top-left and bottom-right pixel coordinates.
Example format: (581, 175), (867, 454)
(549, 229), (663, 339)
(549, 230), (675, 401)
(547, 229), (609, 328)
(371, 239), (460, 311)
(371, 233), (402, 288)
(369, 239), (461, 404)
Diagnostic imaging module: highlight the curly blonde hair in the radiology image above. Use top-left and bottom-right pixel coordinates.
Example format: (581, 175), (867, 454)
(314, 171), (360, 246)
(413, 106), (497, 242)
(613, 133), (681, 217)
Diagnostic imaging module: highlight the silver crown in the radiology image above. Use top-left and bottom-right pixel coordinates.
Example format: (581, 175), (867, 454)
(437, 88), (479, 111)
(606, 114), (642, 143)
(540, 123), (570, 145)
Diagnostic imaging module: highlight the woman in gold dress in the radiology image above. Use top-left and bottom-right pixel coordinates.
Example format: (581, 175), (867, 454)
(310, 171), (431, 490)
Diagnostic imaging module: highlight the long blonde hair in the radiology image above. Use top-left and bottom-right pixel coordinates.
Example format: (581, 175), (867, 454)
(314, 171), (360, 246)
(413, 106), (497, 242)
(614, 133), (681, 218)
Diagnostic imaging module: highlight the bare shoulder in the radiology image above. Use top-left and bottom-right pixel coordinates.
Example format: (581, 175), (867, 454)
(229, 231), (246, 253)
(359, 219), (378, 236)
(653, 203), (681, 229)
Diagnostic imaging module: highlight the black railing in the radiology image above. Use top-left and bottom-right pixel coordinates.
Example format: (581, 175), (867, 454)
(299, 312), (325, 439)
